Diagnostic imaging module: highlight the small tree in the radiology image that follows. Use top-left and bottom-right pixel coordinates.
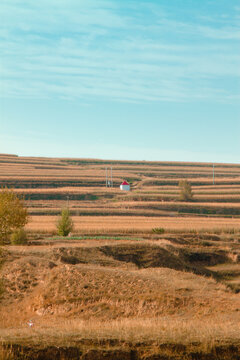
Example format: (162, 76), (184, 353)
(57, 208), (74, 236)
(179, 180), (193, 201)
(0, 188), (28, 244)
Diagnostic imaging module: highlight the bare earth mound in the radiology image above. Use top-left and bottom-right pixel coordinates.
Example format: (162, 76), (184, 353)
(1, 235), (240, 359)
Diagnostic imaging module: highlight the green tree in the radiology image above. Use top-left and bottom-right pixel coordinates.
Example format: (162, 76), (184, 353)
(57, 208), (74, 236)
(0, 188), (28, 244)
(179, 180), (193, 201)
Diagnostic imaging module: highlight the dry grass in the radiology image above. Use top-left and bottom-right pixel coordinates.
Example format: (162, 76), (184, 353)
(26, 215), (240, 234)
(1, 317), (240, 348)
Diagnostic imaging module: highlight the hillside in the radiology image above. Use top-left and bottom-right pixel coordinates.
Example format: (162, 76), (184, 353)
(0, 154), (240, 233)
(0, 154), (240, 359)
(1, 233), (240, 359)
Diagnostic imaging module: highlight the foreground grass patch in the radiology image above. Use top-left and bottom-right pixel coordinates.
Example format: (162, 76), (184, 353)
(48, 235), (145, 241)
(1, 317), (240, 360)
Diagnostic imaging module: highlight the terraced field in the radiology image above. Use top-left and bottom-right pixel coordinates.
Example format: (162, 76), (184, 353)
(0, 154), (240, 232)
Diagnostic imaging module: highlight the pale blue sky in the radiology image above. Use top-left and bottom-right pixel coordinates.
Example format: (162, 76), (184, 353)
(0, 0), (239, 163)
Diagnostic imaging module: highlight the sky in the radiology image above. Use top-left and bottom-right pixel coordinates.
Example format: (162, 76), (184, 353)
(0, 0), (240, 163)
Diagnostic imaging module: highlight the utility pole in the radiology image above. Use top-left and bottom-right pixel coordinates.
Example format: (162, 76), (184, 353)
(66, 195), (69, 209)
(106, 167), (113, 187)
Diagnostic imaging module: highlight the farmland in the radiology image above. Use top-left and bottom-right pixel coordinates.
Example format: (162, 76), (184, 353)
(0, 153), (240, 226)
(0, 153), (240, 359)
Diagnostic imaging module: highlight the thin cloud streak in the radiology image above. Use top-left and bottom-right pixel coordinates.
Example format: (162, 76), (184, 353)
(1, 0), (239, 103)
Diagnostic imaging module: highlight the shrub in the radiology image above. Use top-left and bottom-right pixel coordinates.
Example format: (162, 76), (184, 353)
(179, 180), (193, 201)
(57, 208), (74, 236)
(10, 228), (28, 245)
(0, 188), (28, 244)
(152, 227), (165, 234)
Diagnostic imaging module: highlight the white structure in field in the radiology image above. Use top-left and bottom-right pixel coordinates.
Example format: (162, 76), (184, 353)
(120, 180), (130, 191)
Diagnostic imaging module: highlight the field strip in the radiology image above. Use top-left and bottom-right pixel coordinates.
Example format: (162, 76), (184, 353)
(26, 215), (240, 233)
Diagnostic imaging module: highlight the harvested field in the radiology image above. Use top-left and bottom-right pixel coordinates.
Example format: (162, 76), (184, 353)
(0, 154), (240, 223)
(26, 215), (240, 234)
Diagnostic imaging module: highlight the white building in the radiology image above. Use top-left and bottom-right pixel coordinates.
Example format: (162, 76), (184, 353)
(120, 180), (130, 191)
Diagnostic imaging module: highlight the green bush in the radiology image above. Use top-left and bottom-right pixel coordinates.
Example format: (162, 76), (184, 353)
(10, 228), (28, 245)
(57, 208), (74, 236)
(152, 227), (165, 234)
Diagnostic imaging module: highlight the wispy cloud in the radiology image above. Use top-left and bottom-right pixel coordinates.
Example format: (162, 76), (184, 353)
(0, 0), (239, 103)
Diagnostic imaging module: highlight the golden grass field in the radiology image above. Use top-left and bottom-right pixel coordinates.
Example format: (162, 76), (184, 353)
(0, 154), (240, 359)
(26, 215), (240, 234)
